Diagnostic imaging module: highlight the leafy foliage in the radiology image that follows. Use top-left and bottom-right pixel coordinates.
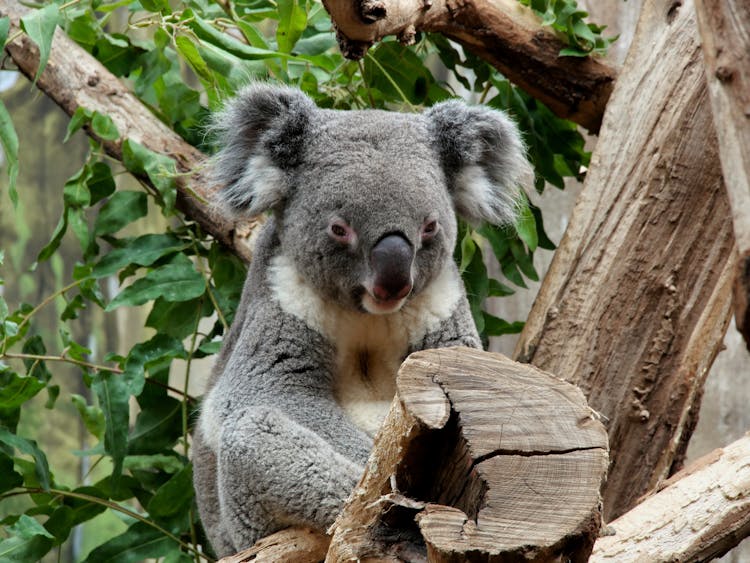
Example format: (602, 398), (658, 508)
(0, 0), (598, 559)
(517, 0), (617, 56)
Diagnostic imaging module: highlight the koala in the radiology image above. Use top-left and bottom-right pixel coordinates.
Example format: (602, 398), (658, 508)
(192, 84), (532, 557)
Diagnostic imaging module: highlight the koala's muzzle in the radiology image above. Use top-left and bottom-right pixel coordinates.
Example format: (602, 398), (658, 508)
(369, 234), (414, 305)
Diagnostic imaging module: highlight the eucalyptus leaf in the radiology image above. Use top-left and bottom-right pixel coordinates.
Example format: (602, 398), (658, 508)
(0, 100), (19, 207)
(20, 4), (61, 84)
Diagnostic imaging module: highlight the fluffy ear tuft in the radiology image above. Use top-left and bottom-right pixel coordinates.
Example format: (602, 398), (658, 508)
(425, 101), (533, 226)
(210, 84), (316, 216)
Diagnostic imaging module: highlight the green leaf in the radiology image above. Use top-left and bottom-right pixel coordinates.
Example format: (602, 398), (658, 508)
(93, 234), (187, 278)
(63, 164), (92, 207)
(123, 454), (184, 474)
(71, 394), (105, 441)
(106, 255), (206, 311)
(91, 112), (120, 141)
(93, 191), (148, 236)
(121, 140), (177, 213)
(458, 229), (476, 273)
(0, 428), (51, 490)
(514, 202), (538, 252)
(122, 334), (185, 397)
(0, 451), (23, 494)
(0, 100), (19, 207)
(0, 515), (54, 562)
(20, 4), (61, 85)
(88, 162), (116, 204)
(276, 0), (308, 53)
(509, 239), (538, 281)
(82, 521), (179, 563)
(174, 35), (212, 83)
(128, 396), (182, 454)
(147, 464), (193, 518)
(0, 366), (46, 410)
(64, 107), (93, 143)
(92, 371), (130, 486)
(0, 17), (10, 47)
(482, 312), (524, 336)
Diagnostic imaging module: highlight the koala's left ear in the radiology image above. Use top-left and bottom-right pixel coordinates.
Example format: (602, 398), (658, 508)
(425, 101), (533, 225)
(210, 84), (316, 216)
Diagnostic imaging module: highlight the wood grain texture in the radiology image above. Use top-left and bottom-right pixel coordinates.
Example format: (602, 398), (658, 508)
(695, 0), (750, 349)
(218, 527), (330, 563)
(327, 347), (608, 562)
(321, 0), (615, 132)
(0, 0), (258, 262)
(514, 0), (736, 521)
(591, 434), (750, 562)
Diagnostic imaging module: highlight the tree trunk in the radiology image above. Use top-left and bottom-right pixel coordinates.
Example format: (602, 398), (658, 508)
(326, 347), (609, 562)
(0, 0), (257, 262)
(591, 434), (750, 562)
(694, 0), (750, 351)
(513, 0), (736, 522)
(321, 0), (615, 132)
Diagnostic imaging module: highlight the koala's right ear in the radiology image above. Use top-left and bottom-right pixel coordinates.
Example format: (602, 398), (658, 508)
(210, 84), (316, 216)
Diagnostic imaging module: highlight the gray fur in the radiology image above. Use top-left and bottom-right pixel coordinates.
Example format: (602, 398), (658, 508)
(193, 84), (532, 557)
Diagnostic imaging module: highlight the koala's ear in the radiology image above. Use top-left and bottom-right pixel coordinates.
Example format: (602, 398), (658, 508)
(210, 84), (316, 216)
(425, 101), (533, 225)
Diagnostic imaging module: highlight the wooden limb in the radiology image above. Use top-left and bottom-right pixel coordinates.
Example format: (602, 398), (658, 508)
(591, 434), (750, 562)
(0, 0), (257, 262)
(322, 0), (615, 132)
(513, 0), (736, 521)
(218, 527), (330, 563)
(694, 0), (750, 351)
(326, 347), (609, 562)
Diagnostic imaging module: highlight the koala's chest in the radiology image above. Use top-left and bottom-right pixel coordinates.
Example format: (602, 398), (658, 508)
(330, 319), (409, 437)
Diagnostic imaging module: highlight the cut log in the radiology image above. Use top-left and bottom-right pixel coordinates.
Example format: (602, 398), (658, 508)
(321, 0), (615, 132)
(694, 0), (750, 350)
(326, 347), (609, 562)
(0, 0), (257, 262)
(591, 434), (750, 562)
(513, 0), (736, 521)
(218, 527), (330, 563)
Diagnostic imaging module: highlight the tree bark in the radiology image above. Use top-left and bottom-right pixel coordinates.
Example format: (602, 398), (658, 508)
(591, 434), (750, 562)
(326, 347), (609, 562)
(322, 0), (615, 132)
(0, 0), (257, 262)
(513, 0), (736, 522)
(694, 0), (750, 351)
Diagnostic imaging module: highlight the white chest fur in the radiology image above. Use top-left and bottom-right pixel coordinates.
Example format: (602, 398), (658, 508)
(269, 254), (462, 436)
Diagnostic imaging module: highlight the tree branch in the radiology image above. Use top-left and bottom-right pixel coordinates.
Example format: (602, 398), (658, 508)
(591, 434), (750, 562)
(695, 0), (750, 351)
(321, 0), (616, 132)
(0, 0), (257, 262)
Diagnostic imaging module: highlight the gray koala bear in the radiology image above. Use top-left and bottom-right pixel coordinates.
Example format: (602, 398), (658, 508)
(192, 84), (532, 557)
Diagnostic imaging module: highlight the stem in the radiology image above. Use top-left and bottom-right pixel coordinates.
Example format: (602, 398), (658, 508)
(13, 278), (86, 338)
(0, 352), (196, 402)
(364, 53), (416, 110)
(3, 487), (215, 562)
(2, 352), (123, 374)
(479, 80), (493, 104)
(357, 59), (376, 109)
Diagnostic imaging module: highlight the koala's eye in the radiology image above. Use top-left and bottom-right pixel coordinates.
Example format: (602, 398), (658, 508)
(421, 219), (439, 241)
(327, 219), (357, 246)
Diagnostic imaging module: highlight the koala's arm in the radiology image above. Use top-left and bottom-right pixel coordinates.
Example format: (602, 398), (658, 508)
(207, 304), (372, 552)
(412, 293), (483, 352)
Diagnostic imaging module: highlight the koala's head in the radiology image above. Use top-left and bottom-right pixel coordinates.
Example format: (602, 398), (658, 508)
(212, 84), (532, 314)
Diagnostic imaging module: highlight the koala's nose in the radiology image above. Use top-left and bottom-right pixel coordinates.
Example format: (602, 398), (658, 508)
(370, 234), (414, 301)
